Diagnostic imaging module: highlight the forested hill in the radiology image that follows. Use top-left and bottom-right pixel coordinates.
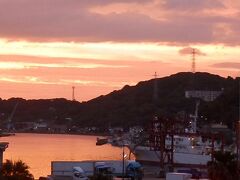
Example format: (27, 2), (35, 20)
(0, 72), (238, 129)
(77, 72), (238, 128)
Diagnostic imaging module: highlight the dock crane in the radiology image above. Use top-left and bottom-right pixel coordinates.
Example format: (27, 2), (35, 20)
(6, 102), (18, 132)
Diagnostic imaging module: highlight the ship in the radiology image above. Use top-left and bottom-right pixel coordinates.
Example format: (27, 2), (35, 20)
(128, 101), (224, 169)
(129, 135), (214, 168)
(96, 137), (108, 146)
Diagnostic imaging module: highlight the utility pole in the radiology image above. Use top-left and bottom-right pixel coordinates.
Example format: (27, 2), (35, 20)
(153, 72), (158, 102)
(237, 77), (240, 173)
(122, 144), (125, 179)
(192, 48), (196, 73)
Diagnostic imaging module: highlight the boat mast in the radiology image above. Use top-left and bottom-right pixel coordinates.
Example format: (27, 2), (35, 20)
(190, 100), (200, 133)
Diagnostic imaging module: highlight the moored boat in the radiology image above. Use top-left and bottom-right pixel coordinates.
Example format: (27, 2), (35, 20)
(0, 132), (15, 137)
(96, 137), (108, 146)
(128, 102), (225, 169)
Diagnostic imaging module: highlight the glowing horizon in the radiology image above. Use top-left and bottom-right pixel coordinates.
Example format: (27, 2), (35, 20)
(0, 0), (239, 101)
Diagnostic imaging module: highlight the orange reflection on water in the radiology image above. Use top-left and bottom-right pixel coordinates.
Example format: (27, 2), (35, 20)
(1, 133), (126, 179)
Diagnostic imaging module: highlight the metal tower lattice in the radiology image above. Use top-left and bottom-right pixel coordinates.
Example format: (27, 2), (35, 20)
(72, 86), (76, 101)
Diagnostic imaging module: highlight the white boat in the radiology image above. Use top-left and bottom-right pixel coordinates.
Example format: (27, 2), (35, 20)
(130, 136), (213, 168)
(128, 101), (223, 169)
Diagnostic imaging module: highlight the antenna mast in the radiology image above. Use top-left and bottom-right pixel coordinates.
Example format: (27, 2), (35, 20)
(72, 86), (76, 101)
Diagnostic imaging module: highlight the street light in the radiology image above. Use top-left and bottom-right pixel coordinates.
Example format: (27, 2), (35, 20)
(122, 144), (125, 179)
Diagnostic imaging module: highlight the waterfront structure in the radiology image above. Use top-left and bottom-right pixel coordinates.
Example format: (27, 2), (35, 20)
(0, 142), (8, 169)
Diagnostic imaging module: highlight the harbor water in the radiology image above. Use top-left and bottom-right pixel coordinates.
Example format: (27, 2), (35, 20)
(1, 133), (125, 179)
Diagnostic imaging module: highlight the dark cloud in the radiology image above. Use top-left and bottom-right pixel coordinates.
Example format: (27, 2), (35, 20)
(0, 0), (239, 45)
(179, 47), (206, 56)
(211, 62), (240, 70)
(0, 8), (214, 43)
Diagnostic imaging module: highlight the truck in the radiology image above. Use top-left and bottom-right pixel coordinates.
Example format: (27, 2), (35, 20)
(166, 173), (192, 180)
(48, 166), (88, 180)
(50, 160), (143, 179)
(177, 168), (202, 178)
(94, 161), (143, 179)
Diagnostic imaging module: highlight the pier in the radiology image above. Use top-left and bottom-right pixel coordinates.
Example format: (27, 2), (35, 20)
(0, 142), (9, 169)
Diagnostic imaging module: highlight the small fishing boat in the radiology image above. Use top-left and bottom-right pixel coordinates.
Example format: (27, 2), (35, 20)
(96, 137), (108, 146)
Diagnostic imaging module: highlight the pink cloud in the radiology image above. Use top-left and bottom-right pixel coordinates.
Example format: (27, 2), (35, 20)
(211, 62), (240, 70)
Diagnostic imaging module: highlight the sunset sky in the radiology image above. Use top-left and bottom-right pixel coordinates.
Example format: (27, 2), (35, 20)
(0, 0), (240, 101)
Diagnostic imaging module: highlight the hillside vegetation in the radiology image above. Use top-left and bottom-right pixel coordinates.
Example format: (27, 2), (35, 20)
(0, 72), (238, 129)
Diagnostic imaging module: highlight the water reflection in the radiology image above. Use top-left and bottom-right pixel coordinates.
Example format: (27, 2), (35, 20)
(1, 133), (123, 178)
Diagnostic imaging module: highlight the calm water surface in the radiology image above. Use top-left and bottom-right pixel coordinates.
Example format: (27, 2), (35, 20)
(1, 133), (124, 179)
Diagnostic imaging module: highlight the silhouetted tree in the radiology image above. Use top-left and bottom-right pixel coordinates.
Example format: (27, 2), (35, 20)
(207, 151), (239, 180)
(0, 159), (34, 180)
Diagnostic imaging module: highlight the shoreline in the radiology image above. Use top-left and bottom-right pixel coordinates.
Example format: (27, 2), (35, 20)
(6, 131), (110, 137)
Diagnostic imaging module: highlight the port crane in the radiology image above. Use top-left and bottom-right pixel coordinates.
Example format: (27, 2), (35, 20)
(1, 102), (18, 132)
